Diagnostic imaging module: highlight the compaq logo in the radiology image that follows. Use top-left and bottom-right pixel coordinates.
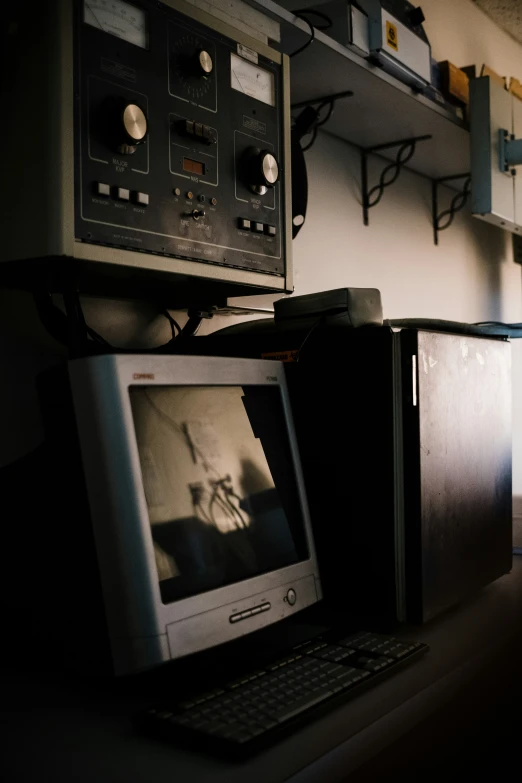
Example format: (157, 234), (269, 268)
(133, 373), (155, 380)
(266, 376), (277, 382)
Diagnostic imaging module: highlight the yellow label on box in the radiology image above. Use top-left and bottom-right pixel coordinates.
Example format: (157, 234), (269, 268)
(386, 20), (398, 51)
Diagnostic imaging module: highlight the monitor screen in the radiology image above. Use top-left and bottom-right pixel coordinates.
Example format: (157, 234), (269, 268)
(129, 385), (309, 604)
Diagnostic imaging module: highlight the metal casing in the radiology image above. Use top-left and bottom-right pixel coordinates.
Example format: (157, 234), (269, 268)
(67, 354), (321, 675)
(361, 1), (431, 89)
(399, 330), (512, 623)
(0, 0), (293, 301)
(470, 76), (518, 232)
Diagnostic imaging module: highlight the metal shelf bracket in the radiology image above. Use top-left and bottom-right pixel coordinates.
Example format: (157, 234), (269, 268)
(361, 135), (432, 225)
(432, 173), (471, 245)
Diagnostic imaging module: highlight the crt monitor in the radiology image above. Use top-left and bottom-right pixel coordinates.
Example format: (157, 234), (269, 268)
(67, 354), (321, 675)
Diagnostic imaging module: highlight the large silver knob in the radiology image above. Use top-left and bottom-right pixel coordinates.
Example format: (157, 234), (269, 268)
(123, 104), (147, 142)
(117, 103), (147, 154)
(197, 50), (213, 77)
(247, 149), (280, 195)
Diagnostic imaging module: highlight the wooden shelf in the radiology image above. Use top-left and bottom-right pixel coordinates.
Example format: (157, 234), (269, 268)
(245, 0), (471, 181)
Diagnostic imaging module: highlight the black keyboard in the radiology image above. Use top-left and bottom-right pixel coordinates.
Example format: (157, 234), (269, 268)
(135, 630), (428, 758)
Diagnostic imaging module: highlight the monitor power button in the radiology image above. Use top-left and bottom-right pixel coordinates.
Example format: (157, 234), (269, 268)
(286, 588), (297, 606)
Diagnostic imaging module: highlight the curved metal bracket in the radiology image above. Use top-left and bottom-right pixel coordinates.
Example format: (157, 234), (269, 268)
(361, 135), (432, 225)
(432, 173), (471, 245)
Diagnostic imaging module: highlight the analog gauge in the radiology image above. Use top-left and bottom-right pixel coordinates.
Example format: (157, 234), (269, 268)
(170, 34), (215, 103)
(84, 0), (148, 49)
(230, 53), (275, 107)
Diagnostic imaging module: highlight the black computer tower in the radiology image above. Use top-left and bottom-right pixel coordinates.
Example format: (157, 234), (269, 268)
(181, 311), (512, 625)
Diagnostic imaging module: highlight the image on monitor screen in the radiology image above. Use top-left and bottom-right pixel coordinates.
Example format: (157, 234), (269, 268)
(129, 385), (309, 603)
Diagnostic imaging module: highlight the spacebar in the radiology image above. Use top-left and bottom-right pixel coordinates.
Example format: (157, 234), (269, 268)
(272, 688), (334, 723)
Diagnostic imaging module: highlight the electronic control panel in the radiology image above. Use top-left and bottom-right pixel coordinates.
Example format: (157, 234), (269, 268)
(74, 0), (289, 278)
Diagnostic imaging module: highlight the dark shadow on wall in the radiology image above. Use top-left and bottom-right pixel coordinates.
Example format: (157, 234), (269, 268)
(467, 216), (507, 322)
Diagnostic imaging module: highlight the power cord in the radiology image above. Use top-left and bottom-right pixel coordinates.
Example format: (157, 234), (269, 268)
(290, 9), (332, 58)
(34, 291), (189, 357)
(300, 100), (335, 152)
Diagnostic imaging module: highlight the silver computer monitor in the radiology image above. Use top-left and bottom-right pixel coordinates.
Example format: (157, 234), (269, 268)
(69, 354), (321, 675)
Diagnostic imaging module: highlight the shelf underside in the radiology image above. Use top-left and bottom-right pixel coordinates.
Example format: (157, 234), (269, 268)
(247, 1), (471, 181)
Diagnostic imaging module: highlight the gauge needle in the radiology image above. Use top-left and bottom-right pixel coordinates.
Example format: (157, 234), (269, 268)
(86, 3), (104, 30)
(231, 70), (246, 94)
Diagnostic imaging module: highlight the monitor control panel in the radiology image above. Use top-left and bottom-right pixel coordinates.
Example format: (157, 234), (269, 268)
(74, 0), (289, 277)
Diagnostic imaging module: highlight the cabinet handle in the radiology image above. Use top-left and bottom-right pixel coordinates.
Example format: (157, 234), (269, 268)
(412, 355), (418, 406)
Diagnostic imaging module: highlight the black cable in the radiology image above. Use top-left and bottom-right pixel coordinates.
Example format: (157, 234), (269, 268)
(295, 9), (333, 30)
(290, 14), (314, 58)
(301, 126), (318, 153)
(296, 318), (322, 362)
(34, 291), (184, 354)
(290, 10), (331, 58)
(162, 310), (182, 339)
(315, 100), (335, 128)
(299, 99), (335, 152)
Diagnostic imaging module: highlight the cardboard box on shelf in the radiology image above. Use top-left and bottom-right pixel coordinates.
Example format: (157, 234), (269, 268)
(510, 77), (522, 102)
(439, 60), (470, 104)
(481, 64), (507, 89)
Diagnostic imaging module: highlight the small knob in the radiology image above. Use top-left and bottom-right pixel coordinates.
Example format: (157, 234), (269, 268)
(197, 50), (213, 77)
(245, 148), (279, 195)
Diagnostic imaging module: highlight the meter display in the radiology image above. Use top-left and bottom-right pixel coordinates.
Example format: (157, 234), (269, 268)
(84, 0), (148, 49)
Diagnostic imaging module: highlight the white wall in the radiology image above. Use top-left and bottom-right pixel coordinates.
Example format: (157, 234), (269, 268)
(2, 0), (522, 493)
(230, 0), (522, 494)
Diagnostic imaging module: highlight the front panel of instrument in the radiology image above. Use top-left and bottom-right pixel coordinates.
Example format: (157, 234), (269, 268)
(74, 0), (287, 277)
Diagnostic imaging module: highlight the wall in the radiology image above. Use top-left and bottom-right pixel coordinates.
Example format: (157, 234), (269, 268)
(2, 0), (522, 494)
(231, 0), (522, 493)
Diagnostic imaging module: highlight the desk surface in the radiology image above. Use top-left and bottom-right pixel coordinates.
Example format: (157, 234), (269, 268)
(4, 558), (522, 783)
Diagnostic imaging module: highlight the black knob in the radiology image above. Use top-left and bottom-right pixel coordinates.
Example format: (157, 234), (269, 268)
(244, 147), (280, 195)
(102, 97), (148, 155)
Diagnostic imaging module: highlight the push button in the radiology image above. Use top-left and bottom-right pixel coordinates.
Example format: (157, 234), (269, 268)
(194, 123), (204, 138)
(134, 192), (149, 206)
(265, 224), (276, 236)
(185, 120), (194, 136)
(96, 182), (110, 197)
(286, 589), (297, 606)
(116, 187), (130, 201)
(238, 218), (251, 230)
(203, 125), (217, 144)
(252, 222), (264, 233)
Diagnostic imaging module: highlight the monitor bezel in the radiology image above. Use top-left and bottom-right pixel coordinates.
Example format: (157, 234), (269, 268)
(69, 354), (321, 674)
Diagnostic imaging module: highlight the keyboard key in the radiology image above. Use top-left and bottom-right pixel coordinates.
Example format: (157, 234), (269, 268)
(272, 688), (334, 722)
